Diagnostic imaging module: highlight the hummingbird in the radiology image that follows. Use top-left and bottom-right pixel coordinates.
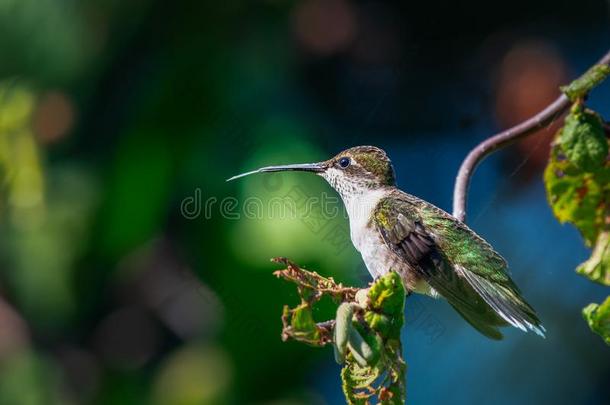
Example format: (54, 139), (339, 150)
(228, 146), (544, 339)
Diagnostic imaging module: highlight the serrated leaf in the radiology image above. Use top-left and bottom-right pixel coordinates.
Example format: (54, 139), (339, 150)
(577, 230), (610, 286)
(561, 64), (610, 101)
(367, 271), (405, 317)
(543, 145), (609, 246)
(367, 272), (406, 340)
(558, 109), (607, 172)
(582, 296), (610, 345)
(341, 358), (381, 404)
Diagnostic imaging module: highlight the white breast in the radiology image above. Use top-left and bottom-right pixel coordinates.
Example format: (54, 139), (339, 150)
(343, 189), (387, 250)
(340, 189), (390, 279)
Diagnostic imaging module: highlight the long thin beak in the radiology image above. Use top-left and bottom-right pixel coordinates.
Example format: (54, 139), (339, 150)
(226, 162), (326, 182)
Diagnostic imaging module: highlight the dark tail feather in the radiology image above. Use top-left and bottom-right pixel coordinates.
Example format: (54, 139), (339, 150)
(448, 299), (508, 340)
(419, 256), (511, 340)
(416, 251), (544, 339)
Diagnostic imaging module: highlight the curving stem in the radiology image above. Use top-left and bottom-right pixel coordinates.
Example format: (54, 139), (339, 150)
(452, 49), (610, 222)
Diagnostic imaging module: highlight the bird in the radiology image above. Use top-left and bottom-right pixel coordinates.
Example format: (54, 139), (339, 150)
(227, 145), (544, 339)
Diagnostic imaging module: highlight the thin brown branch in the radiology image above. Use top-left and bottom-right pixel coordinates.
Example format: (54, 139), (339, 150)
(452, 49), (610, 222)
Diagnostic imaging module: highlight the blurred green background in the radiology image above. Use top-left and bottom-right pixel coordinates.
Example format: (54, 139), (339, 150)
(0, 0), (609, 404)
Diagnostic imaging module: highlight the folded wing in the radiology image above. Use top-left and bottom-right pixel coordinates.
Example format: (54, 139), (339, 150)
(373, 192), (544, 339)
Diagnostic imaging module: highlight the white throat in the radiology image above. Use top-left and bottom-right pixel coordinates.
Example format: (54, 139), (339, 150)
(321, 168), (387, 221)
(320, 168), (390, 247)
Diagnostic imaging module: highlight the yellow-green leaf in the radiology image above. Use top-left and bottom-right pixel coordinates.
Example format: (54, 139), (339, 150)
(543, 145), (609, 246)
(577, 230), (610, 286)
(582, 296), (610, 345)
(290, 303), (320, 342)
(561, 64), (610, 101)
(367, 271), (405, 317)
(557, 108), (607, 172)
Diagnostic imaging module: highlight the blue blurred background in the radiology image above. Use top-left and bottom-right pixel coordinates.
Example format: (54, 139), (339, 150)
(0, 0), (609, 404)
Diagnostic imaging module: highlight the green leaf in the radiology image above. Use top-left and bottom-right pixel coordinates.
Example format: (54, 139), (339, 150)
(341, 358), (381, 405)
(557, 108), (607, 172)
(364, 312), (391, 337)
(367, 272), (406, 340)
(561, 64), (610, 101)
(367, 271), (406, 317)
(577, 230), (610, 286)
(544, 144), (610, 246)
(289, 303), (320, 343)
(582, 296), (610, 345)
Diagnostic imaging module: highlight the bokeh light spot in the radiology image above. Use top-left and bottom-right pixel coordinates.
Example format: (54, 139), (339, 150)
(293, 0), (356, 55)
(33, 91), (75, 144)
(92, 307), (159, 370)
(152, 344), (232, 405)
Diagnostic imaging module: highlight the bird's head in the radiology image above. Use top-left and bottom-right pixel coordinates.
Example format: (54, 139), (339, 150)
(228, 146), (395, 199)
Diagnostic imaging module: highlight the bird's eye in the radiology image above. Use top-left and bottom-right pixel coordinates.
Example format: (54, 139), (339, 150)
(338, 157), (351, 169)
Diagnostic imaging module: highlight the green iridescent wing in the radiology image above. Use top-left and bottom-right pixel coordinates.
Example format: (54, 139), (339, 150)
(373, 190), (544, 339)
